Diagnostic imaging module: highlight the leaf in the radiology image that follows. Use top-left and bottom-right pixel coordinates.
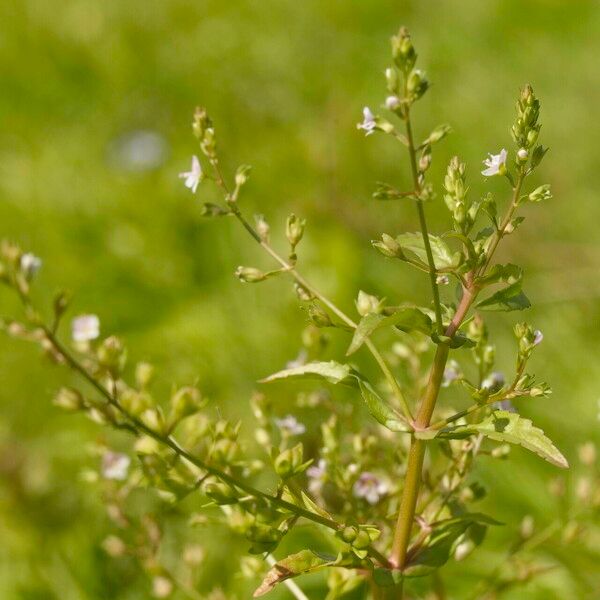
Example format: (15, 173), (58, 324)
(396, 232), (461, 270)
(254, 550), (331, 596)
(357, 380), (409, 432)
(438, 410), (569, 469)
(259, 361), (356, 386)
(347, 308), (432, 356)
(300, 491), (334, 521)
(477, 263), (522, 287)
(476, 281), (531, 312)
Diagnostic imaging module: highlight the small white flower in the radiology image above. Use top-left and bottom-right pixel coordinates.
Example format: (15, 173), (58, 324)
(481, 149), (508, 177)
(517, 148), (529, 161)
(533, 329), (543, 346)
(352, 472), (388, 505)
(179, 155), (202, 193)
(72, 314), (100, 342)
(20, 253), (42, 279)
(436, 274), (449, 285)
(385, 95), (401, 111)
(101, 451), (131, 480)
(274, 415), (306, 436)
(357, 107), (377, 136)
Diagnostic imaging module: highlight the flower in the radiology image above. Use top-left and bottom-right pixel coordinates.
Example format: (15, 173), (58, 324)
(20, 253), (42, 279)
(274, 415), (306, 436)
(101, 451), (131, 480)
(385, 95), (401, 111)
(436, 274), (449, 285)
(352, 472), (388, 505)
(307, 458), (327, 495)
(495, 399), (517, 413)
(72, 314), (100, 342)
(357, 107), (377, 136)
(481, 149), (508, 177)
(179, 155), (203, 193)
(533, 329), (543, 346)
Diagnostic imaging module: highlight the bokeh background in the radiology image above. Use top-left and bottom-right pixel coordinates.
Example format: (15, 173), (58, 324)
(1, 0), (599, 598)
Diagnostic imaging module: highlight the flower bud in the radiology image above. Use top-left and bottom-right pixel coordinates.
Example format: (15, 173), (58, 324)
(391, 27), (416, 72)
(385, 68), (399, 94)
(204, 480), (238, 505)
(356, 290), (381, 317)
(254, 214), (270, 242)
(274, 443), (304, 479)
(528, 184), (552, 203)
(119, 389), (153, 417)
(385, 95), (401, 111)
(97, 336), (127, 375)
(171, 386), (204, 421)
(192, 106), (211, 140)
(140, 408), (166, 435)
(53, 387), (85, 411)
(372, 234), (403, 259)
(308, 303), (332, 328)
(407, 69), (429, 100)
(340, 525), (358, 544)
(235, 164), (252, 188)
(517, 148), (529, 162)
(212, 437), (239, 463)
(286, 214), (306, 248)
(135, 362), (154, 389)
(235, 266), (266, 283)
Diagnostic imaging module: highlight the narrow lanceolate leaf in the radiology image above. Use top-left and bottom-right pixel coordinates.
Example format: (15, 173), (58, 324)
(357, 380), (409, 432)
(259, 361), (356, 386)
(347, 308), (433, 355)
(476, 281), (531, 312)
(254, 550), (332, 596)
(439, 410), (568, 469)
(396, 232), (461, 270)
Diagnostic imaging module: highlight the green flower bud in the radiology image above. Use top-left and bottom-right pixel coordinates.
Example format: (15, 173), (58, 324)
(192, 106), (211, 140)
(286, 214), (306, 248)
(340, 525), (358, 544)
(212, 437), (239, 463)
(372, 234), (404, 259)
(385, 67), (399, 94)
(356, 290), (382, 317)
(53, 387), (84, 411)
(528, 184), (552, 203)
(140, 408), (166, 435)
(235, 164), (252, 188)
(274, 443), (304, 479)
(135, 362), (154, 389)
(308, 303), (332, 328)
(407, 69), (429, 100)
(254, 214), (270, 242)
(235, 266), (267, 283)
(204, 480), (238, 505)
(119, 389), (153, 417)
(391, 26), (416, 72)
(171, 386), (204, 422)
(97, 336), (127, 375)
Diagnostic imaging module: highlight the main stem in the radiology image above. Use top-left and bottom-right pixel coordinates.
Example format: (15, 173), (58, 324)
(390, 105), (475, 569)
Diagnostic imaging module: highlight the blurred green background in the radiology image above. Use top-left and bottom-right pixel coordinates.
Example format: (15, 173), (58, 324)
(1, 0), (599, 598)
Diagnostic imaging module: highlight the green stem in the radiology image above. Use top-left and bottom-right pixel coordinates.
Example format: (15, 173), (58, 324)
(404, 110), (444, 333)
(390, 285), (475, 568)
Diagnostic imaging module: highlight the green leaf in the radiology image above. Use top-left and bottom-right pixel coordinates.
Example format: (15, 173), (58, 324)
(347, 308), (432, 355)
(357, 380), (409, 432)
(260, 361), (356, 386)
(300, 491), (334, 521)
(477, 263), (522, 287)
(396, 232), (461, 270)
(439, 410), (569, 469)
(254, 550), (331, 596)
(476, 281), (531, 312)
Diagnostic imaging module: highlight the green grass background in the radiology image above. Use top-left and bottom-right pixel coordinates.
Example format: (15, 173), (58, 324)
(0, 0), (599, 598)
